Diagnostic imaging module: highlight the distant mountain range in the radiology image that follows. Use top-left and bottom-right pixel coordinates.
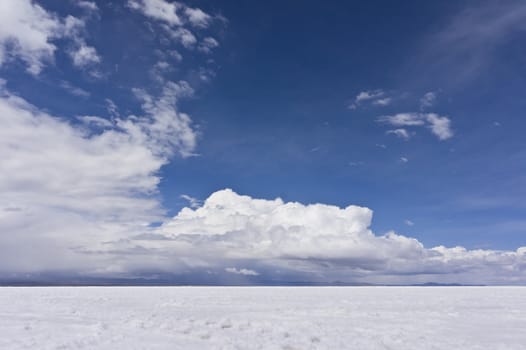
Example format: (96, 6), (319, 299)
(0, 275), (484, 287)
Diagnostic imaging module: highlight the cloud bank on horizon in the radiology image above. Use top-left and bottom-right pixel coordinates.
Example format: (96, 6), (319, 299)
(0, 0), (525, 285)
(3, 170), (526, 284)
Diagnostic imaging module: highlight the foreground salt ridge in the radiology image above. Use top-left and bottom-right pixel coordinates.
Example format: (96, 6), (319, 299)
(1, 287), (525, 350)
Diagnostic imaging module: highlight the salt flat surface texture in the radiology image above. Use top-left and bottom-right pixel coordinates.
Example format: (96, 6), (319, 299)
(0, 287), (525, 350)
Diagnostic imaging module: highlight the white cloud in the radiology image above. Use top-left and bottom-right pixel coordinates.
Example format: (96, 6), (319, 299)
(129, 0), (220, 55)
(128, 0), (213, 31)
(62, 15), (101, 68)
(70, 43), (101, 67)
(378, 113), (453, 140)
(405, 220), (415, 226)
(132, 80), (197, 157)
(0, 0), (62, 74)
(155, 61), (170, 71)
(168, 49), (183, 61)
(0, 1), (100, 73)
(356, 90), (384, 103)
(378, 113), (425, 126)
(128, 0), (183, 26)
(400, 156), (409, 163)
(166, 27), (197, 48)
(0, 81), (197, 274)
(184, 7), (212, 28)
(150, 60), (174, 82)
(420, 92), (437, 109)
(76, 1), (99, 13)
(180, 194), (202, 209)
(150, 189), (526, 284)
(349, 89), (395, 109)
(105, 98), (119, 118)
(59, 80), (90, 98)
(77, 115), (113, 128)
(195, 67), (216, 82)
(63, 14), (85, 35)
(225, 267), (259, 276)
(198, 37), (219, 53)
(372, 97), (392, 106)
(425, 113), (453, 140)
(349, 89), (388, 109)
(386, 128), (410, 140)
(2, 144), (526, 286)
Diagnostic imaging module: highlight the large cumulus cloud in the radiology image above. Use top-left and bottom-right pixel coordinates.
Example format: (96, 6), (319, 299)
(142, 189), (526, 284)
(0, 81), (195, 275)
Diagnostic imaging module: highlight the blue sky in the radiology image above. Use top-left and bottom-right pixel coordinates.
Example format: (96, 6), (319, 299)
(1, 0), (525, 284)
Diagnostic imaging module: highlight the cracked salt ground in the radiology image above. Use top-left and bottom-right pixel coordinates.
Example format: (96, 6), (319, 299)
(1, 287), (526, 349)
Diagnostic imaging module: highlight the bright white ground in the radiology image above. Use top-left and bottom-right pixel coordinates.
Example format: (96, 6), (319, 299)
(0, 287), (525, 349)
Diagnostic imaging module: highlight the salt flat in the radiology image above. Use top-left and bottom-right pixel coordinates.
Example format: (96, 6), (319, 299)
(0, 287), (525, 349)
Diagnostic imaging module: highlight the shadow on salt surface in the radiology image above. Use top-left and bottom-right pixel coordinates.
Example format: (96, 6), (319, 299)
(0, 287), (525, 349)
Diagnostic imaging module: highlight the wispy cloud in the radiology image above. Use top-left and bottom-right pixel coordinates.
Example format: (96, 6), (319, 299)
(417, 1), (526, 84)
(378, 112), (453, 140)
(165, 27), (197, 48)
(132, 81), (197, 157)
(349, 161), (364, 167)
(197, 37), (219, 53)
(349, 89), (392, 109)
(184, 7), (212, 28)
(356, 90), (384, 103)
(225, 267), (259, 276)
(76, 1), (99, 13)
(128, 0), (222, 53)
(379, 113), (425, 126)
(373, 97), (392, 106)
(180, 194), (202, 209)
(77, 115), (113, 128)
(386, 128), (411, 140)
(59, 80), (90, 98)
(419, 91), (437, 110)
(105, 98), (119, 118)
